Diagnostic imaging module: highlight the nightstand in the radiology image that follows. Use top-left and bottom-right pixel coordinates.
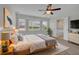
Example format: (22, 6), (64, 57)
(0, 31), (14, 55)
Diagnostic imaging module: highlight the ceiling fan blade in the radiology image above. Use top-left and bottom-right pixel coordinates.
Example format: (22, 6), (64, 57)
(38, 9), (46, 11)
(51, 8), (61, 11)
(39, 4), (61, 15)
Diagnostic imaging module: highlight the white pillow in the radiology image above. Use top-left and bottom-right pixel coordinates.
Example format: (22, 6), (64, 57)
(13, 33), (18, 44)
(14, 32), (23, 44)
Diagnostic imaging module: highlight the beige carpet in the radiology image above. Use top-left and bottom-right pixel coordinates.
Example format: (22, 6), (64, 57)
(33, 43), (69, 55)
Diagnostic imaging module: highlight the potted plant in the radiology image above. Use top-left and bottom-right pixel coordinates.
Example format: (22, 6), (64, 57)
(47, 27), (53, 37)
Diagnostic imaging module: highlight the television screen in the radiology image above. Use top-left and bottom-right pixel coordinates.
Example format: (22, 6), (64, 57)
(71, 20), (79, 29)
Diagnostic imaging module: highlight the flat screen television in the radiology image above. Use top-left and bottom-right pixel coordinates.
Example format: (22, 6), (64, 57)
(70, 20), (79, 29)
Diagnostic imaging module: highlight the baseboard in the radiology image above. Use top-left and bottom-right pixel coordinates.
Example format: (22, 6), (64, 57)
(68, 41), (79, 45)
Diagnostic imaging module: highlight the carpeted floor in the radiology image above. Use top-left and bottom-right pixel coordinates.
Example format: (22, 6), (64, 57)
(32, 43), (69, 55)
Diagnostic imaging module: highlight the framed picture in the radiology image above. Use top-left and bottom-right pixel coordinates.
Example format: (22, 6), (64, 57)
(3, 8), (13, 28)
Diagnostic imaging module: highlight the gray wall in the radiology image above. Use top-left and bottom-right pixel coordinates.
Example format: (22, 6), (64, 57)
(2, 4), (79, 26)
(1, 4), (79, 38)
(0, 5), (3, 27)
(1, 4), (79, 26)
(8, 4), (79, 20)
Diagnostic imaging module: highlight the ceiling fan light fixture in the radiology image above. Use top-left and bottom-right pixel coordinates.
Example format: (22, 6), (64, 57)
(46, 11), (51, 14)
(45, 11), (53, 15)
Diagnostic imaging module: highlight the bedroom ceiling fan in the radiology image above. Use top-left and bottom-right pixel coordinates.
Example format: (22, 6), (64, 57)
(39, 4), (61, 15)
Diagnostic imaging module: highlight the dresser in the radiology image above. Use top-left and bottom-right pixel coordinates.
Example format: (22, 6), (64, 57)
(69, 33), (79, 44)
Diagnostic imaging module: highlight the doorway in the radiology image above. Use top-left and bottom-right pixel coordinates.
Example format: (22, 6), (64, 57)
(56, 19), (64, 40)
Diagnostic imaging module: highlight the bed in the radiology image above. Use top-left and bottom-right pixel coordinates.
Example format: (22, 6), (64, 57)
(14, 34), (57, 55)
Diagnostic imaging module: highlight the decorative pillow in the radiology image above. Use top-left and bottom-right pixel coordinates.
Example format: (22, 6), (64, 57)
(17, 34), (23, 41)
(14, 34), (18, 44)
(13, 32), (23, 44)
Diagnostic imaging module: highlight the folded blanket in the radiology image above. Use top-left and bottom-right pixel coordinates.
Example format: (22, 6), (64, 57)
(37, 34), (57, 46)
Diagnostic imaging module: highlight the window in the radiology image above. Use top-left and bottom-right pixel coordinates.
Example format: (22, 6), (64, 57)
(17, 19), (26, 31)
(28, 20), (40, 31)
(42, 21), (48, 32)
(16, 14), (49, 35)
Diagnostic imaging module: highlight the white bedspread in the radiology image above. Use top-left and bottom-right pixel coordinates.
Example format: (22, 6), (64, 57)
(14, 41), (30, 52)
(23, 35), (46, 53)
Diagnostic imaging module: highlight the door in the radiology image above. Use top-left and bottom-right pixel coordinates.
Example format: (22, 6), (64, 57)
(56, 19), (64, 39)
